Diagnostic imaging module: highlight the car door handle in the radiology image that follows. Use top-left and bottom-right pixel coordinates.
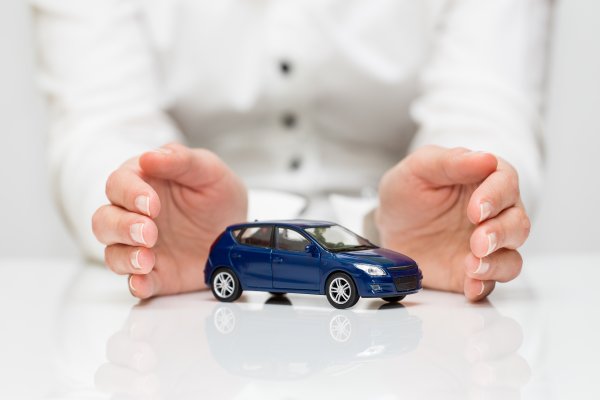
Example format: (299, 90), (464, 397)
(231, 252), (242, 259)
(272, 256), (283, 263)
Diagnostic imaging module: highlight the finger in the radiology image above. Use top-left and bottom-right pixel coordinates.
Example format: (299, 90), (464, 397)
(95, 363), (159, 397)
(408, 145), (498, 187)
(128, 259), (207, 299)
(470, 354), (531, 389)
(464, 277), (495, 301)
(105, 244), (156, 275)
(466, 315), (524, 363)
(92, 204), (158, 247)
(465, 249), (523, 283)
(121, 307), (162, 341)
(105, 165), (160, 218)
(105, 331), (158, 372)
(139, 143), (226, 189)
(128, 272), (162, 300)
(470, 206), (531, 258)
(467, 159), (521, 224)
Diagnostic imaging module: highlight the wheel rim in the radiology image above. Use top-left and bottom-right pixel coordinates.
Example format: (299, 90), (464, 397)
(329, 314), (352, 342)
(214, 307), (235, 334)
(214, 272), (235, 298)
(329, 277), (352, 304)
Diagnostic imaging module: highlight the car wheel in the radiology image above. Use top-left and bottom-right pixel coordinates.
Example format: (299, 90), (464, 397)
(326, 272), (359, 309)
(211, 268), (242, 302)
(381, 295), (406, 303)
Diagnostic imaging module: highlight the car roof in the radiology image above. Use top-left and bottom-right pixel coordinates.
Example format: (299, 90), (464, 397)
(227, 219), (336, 230)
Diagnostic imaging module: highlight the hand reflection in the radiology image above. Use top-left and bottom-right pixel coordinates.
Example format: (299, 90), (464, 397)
(467, 310), (531, 395)
(414, 297), (531, 399)
(94, 295), (238, 399)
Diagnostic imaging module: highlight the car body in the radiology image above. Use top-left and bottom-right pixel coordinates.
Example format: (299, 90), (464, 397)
(204, 219), (422, 308)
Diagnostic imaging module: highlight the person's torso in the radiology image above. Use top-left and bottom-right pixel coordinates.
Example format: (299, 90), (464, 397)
(139, 0), (445, 194)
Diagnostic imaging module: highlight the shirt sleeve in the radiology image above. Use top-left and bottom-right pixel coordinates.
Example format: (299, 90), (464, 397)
(31, 0), (183, 261)
(409, 0), (551, 213)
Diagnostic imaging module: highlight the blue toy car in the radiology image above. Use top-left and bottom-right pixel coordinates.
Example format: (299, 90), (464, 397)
(204, 219), (422, 309)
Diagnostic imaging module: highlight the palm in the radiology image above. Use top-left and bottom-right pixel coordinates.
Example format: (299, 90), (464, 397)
(381, 181), (477, 292)
(149, 176), (245, 270)
(136, 148), (247, 293)
(377, 147), (499, 294)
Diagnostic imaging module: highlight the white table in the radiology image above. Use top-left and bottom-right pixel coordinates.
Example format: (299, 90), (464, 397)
(1, 254), (598, 400)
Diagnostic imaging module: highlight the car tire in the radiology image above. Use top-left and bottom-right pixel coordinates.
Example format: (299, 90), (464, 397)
(211, 268), (242, 302)
(381, 295), (406, 303)
(326, 272), (359, 309)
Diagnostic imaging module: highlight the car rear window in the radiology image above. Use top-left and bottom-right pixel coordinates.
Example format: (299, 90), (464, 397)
(236, 226), (273, 248)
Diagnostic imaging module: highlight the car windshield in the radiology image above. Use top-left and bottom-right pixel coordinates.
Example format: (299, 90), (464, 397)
(304, 225), (377, 252)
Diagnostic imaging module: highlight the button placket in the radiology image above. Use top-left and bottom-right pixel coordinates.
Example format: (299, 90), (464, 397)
(279, 60), (292, 75)
(267, 4), (314, 177)
(281, 112), (297, 129)
(288, 157), (302, 171)
(276, 56), (304, 171)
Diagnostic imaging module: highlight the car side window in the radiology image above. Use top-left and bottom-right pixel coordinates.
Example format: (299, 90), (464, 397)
(276, 227), (310, 252)
(231, 228), (243, 240)
(238, 226), (273, 248)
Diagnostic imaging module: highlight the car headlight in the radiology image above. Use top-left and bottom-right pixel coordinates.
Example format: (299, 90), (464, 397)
(354, 263), (386, 276)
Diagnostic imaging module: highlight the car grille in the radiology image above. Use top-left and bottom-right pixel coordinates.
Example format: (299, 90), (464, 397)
(388, 264), (416, 271)
(393, 275), (420, 291)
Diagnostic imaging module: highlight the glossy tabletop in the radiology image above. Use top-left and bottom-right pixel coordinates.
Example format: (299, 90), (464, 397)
(1, 253), (598, 400)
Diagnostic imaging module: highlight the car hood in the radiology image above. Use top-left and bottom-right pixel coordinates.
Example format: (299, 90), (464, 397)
(334, 248), (416, 268)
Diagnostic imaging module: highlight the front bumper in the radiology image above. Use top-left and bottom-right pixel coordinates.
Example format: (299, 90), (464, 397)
(355, 270), (423, 298)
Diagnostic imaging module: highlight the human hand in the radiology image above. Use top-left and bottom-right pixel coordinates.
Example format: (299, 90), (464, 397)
(92, 143), (247, 299)
(376, 145), (530, 300)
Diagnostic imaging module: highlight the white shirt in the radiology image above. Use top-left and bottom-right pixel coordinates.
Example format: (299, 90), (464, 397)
(32, 0), (550, 260)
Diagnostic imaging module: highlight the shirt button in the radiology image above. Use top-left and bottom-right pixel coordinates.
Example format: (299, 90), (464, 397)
(289, 157), (302, 171)
(279, 60), (292, 75)
(281, 112), (297, 129)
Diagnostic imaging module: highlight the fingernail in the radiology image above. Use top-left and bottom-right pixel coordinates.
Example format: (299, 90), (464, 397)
(129, 275), (136, 292)
(130, 249), (142, 269)
(130, 223), (146, 245)
(135, 195), (150, 216)
(474, 258), (490, 275)
(478, 281), (486, 296)
(486, 232), (497, 256)
(479, 202), (492, 222)
(151, 147), (172, 155)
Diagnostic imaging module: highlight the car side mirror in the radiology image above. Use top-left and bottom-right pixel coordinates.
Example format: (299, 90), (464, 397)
(305, 244), (317, 255)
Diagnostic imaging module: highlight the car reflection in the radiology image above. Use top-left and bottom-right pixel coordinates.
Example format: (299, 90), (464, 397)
(46, 262), (535, 400)
(205, 296), (422, 379)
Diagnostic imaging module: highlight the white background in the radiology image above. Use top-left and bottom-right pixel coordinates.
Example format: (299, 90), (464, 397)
(0, 0), (598, 258)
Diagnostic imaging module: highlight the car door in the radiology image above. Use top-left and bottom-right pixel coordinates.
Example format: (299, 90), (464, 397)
(230, 225), (274, 289)
(272, 227), (320, 290)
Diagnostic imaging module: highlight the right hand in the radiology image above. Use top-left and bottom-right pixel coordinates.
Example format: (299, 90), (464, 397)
(92, 143), (248, 299)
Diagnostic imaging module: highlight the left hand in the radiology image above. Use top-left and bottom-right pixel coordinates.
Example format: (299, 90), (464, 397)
(92, 143), (248, 299)
(376, 145), (531, 301)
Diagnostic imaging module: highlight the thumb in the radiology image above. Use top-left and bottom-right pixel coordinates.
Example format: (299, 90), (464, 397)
(408, 145), (498, 187)
(139, 143), (226, 189)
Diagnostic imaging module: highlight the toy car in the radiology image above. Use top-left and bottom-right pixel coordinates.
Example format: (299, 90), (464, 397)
(204, 219), (422, 309)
